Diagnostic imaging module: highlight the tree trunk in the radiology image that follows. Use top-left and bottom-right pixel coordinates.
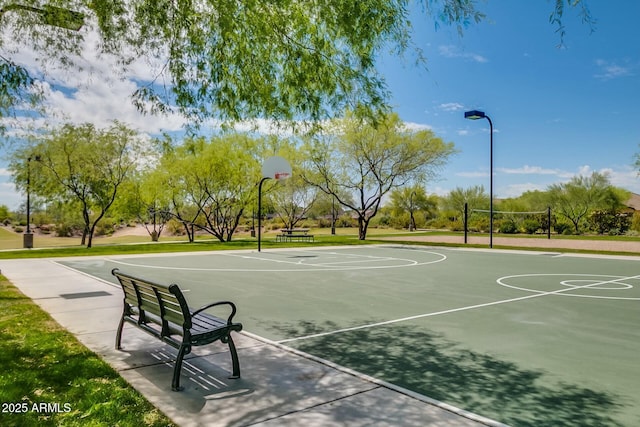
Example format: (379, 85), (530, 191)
(87, 225), (96, 248)
(358, 216), (369, 240)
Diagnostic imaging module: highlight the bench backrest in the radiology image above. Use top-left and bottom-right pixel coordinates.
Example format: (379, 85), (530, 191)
(112, 268), (192, 332)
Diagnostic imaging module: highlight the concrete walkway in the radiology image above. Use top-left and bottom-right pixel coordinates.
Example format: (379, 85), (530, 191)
(0, 257), (505, 427)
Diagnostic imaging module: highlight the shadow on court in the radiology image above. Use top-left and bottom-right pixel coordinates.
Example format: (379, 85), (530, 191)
(272, 321), (626, 427)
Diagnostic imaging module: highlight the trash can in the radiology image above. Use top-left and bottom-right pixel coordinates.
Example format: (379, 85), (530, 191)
(23, 232), (33, 249)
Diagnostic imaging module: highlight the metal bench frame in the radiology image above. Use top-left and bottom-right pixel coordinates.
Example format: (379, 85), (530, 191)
(276, 234), (314, 242)
(112, 268), (242, 391)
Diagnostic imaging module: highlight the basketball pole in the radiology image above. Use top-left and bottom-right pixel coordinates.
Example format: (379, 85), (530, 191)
(257, 177), (270, 252)
(258, 156), (292, 252)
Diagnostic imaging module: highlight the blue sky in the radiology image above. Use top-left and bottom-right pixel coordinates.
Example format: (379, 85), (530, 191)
(379, 1), (640, 198)
(1, 1), (639, 210)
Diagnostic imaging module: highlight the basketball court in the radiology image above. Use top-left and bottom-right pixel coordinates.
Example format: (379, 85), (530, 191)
(48, 244), (640, 426)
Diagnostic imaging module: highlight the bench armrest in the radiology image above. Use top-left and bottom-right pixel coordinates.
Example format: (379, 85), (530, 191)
(191, 301), (238, 324)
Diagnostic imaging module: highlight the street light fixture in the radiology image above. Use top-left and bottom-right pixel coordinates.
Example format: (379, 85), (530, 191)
(0, 4), (85, 31)
(464, 109), (494, 248)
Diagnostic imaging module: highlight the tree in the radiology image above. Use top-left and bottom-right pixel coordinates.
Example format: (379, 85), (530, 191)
(269, 173), (319, 231)
(10, 122), (146, 247)
(115, 170), (173, 241)
(153, 141), (205, 242)
(442, 185), (489, 220)
(303, 112), (455, 240)
(547, 172), (613, 234)
(1, 1), (591, 129)
(0, 204), (9, 223)
(586, 186), (630, 235)
(389, 185), (437, 230)
(157, 134), (263, 242)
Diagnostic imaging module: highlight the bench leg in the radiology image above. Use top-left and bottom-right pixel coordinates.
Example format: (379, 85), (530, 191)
(227, 335), (241, 379)
(115, 315), (125, 350)
(172, 344), (190, 391)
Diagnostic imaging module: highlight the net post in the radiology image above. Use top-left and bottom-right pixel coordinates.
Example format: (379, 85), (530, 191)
(464, 202), (468, 244)
(547, 206), (551, 240)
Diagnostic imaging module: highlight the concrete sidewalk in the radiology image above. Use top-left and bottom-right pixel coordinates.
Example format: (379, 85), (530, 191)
(0, 257), (505, 427)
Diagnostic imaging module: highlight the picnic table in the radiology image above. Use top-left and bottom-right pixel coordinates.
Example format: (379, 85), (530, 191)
(276, 228), (314, 242)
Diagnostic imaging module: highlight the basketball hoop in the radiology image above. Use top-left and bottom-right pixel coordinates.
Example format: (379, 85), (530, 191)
(262, 156), (292, 180)
(258, 156), (292, 252)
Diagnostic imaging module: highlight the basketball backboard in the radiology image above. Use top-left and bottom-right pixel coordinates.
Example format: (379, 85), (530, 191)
(261, 156), (292, 181)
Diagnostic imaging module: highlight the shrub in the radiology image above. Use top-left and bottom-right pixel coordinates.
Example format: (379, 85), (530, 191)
(631, 212), (640, 232)
(608, 228), (622, 236)
(469, 216), (490, 233)
(588, 210), (630, 235)
(39, 224), (53, 234)
(55, 223), (75, 237)
(498, 221), (518, 234)
(427, 217), (454, 230)
(336, 214), (355, 228)
(554, 222), (571, 235)
(450, 221), (464, 232)
(95, 218), (116, 236)
(165, 218), (186, 235)
(522, 219), (541, 234)
(316, 218), (332, 228)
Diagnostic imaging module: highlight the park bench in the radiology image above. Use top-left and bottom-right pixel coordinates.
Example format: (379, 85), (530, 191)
(276, 228), (315, 243)
(276, 233), (315, 242)
(111, 268), (243, 391)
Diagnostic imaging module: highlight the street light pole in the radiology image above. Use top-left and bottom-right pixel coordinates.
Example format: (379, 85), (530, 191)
(26, 157), (31, 234)
(464, 110), (494, 248)
(23, 155), (40, 248)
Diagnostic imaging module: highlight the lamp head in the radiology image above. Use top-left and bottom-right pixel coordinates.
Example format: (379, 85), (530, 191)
(464, 110), (486, 120)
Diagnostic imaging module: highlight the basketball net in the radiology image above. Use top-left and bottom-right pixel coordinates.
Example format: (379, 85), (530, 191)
(275, 172), (291, 181)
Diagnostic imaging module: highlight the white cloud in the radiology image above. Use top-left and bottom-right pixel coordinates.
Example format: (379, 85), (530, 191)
(2, 22), (188, 137)
(429, 185), (452, 197)
(439, 45), (488, 63)
(577, 165), (592, 176)
(498, 183), (546, 198)
(497, 165), (562, 175)
(0, 181), (21, 210)
(457, 171), (489, 178)
(402, 121), (433, 132)
(601, 166), (640, 193)
(594, 59), (634, 80)
(439, 102), (465, 112)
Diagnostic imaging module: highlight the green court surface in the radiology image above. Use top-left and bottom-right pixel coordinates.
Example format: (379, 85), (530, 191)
(60, 245), (640, 426)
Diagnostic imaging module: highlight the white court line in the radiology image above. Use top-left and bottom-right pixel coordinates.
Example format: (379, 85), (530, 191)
(107, 249), (446, 272)
(498, 273), (640, 300)
(277, 273), (640, 344)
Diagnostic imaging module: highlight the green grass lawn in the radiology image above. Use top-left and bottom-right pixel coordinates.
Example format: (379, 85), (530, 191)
(2, 225), (639, 259)
(0, 226), (383, 258)
(0, 275), (176, 427)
